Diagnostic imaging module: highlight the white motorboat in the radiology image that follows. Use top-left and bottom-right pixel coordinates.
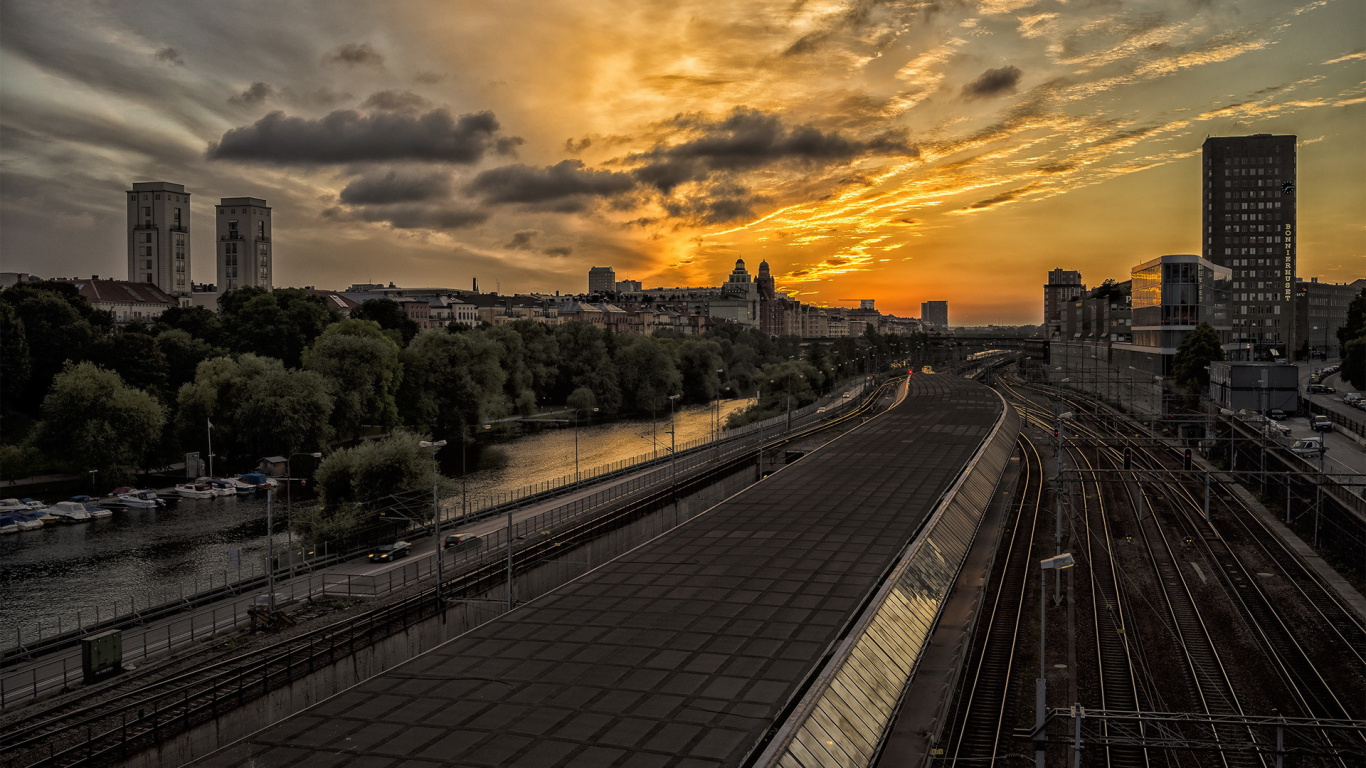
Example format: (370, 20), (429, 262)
(83, 504), (114, 519)
(21, 498), (47, 511)
(46, 501), (93, 523)
(175, 483), (216, 500)
(228, 478), (256, 495)
(0, 515), (18, 534)
(0, 498), (32, 513)
(110, 487), (163, 509)
(196, 478), (237, 497)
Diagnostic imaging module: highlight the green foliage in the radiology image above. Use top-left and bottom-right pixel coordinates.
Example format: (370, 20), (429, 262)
(0, 301), (31, 410)
(676, 339), (725, 403)
(554, 321), (621, 414)
(155, 329), (222, 394)
(484, 325), (536, 415)
(1337, 289), (1366, 349)
(89, 331), (169, 402)
(175, 354), (332, 467)
(0, 283), (106, 412)
(1343, 337), (1365, 391)
(37, 362), (166, 483)
(312, 426), (450, 516)
(614, 336), (682, 414)
(1172, 323), (1224, 395)
(398, 328), (506, 437)
(0, 443), (46, 483)
(303, 319), (403, 440)
(154, 305), (222, 345)
(218, 287), (340, 367)
(350, 298), (420, 346)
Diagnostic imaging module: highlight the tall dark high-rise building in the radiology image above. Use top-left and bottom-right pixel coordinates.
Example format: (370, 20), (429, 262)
(1201, 134), (1297, 360)
(921, 300), (948, 330)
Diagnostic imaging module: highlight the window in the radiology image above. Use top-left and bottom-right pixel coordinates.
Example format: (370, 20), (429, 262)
(173, 208), (181, 227)
(142, 207), (152, 217)
(257, 221), (265, 239)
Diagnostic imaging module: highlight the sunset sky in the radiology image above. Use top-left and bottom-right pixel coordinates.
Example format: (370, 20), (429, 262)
(1, 0), (1361, 324)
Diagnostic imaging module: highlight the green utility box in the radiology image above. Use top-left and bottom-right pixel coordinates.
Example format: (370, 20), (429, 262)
(81, 629), (123, 684)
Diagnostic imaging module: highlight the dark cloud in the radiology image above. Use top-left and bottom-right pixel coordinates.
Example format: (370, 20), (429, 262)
(631, 107), (915, 192)
(339, 170), (452, 205)
(229, 82), (275, 107)
(961, 181), (1041, 211)
(322, 203), (486, 230)
(962, 66), (1023, 100)
(661, 183), (767, 224)
(207, 108), (514, 165)
(154, 47), (184, 66)
(565, 137), (593, 153)
(414, 71), (447, 84)
(361, 90), (432, 112)
(326, 42), (384, 67)
(504, 229), (541, 249)
(542, 246), (573, 257)
(468, 160), (636, 205)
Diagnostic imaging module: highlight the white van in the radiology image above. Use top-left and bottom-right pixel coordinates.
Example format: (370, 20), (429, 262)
(1289, 438), (1326, 457)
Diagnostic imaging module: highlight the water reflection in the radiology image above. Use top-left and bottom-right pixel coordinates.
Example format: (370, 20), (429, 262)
(0, 401), (750, 639)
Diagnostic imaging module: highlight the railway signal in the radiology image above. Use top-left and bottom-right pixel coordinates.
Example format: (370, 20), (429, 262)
(1183, 448), (1193, 471)
(1123, 446), (1132, 470)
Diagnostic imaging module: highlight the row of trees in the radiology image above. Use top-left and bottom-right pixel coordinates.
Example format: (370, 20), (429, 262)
(0, 284), (925, 488)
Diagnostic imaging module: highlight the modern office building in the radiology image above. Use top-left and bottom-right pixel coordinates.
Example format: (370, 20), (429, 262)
(921, 301), (948, 330)
(126, 181), (191, 296)
(1114, 254), (1232, 376)
(588, 266), (616, 295)
(1201, 134), (1297, 360)
(1043, 268), (1085, 337)
(215, 197), (272, 292)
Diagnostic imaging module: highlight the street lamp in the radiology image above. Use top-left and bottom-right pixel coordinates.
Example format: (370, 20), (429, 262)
(667, 394), (681, 492)
(573, 407), (599, 483)
(418, 440), (447, 621)
(1036, 553), (1076, 768)
(285, 451), (322, 577)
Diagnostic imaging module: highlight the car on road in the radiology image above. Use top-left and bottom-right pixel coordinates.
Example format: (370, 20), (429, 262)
(368, 541), (412, 562)
(1289, 438), (1327, 457)
(1345, 393), (1363, 406)
(1310, 415), (1334, 432)
(1306, 383), (1336, 394)
(443, 533), (481, 550)
(1265, 420), (1292, 437)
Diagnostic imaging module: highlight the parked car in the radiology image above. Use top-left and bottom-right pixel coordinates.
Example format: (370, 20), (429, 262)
(1290, 438), (1327, 456)
(1310, 415), (1334, 432)
(1267, 409), (1286, 421)
(1345, 393), (1363, 406)
(368, 541), (412, 562)
(442, 533), (481, 550)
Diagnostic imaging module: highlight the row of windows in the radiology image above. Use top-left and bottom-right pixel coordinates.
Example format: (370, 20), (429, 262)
(1212, 201), (1282, 211)
(130, 194), (187, 202)
(219, 208), (269, 216)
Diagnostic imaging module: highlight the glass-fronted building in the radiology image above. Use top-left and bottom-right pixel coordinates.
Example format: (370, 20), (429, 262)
(1114, 254), (1232, 376)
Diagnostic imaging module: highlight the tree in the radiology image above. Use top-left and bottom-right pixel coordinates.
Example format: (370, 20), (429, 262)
(1336, 288), (1366, 350)
(89, 331), (169, 402)
(615, 336), (682, 415)
(398, 329), (505, 438)
(1343, 337), (1365, 391)
(175, 353), (284, 466)
(235, 368), (334, 458)
(36, 362), (166, 484)
(0, 301), (31, 412)
(301, 431), (453, 540)
(676, 338), (725, 403)
(350, 299), (420, 347)
(1172, 323), (1224, 395)
(554, 321), (620, 414)
(505, 319), (560, 403)
(156, 329), (222, 394)
(154, 305), (223, 345)
(303, 319), (404, 441)
(485, 325), (536, 415)
(219, 287), (340, 368)
(0, 283), (106, 413)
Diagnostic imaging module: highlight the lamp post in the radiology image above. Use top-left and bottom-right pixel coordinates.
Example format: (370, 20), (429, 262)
(206, 419), (215, 478)
(418, 440), (447, 620)
(573, 407), (599, 483)
(285, 451), (322, 577)
(1037, 553), (1076, 768)
(667, 394), (681, 493)
(265, 487), (275, 613)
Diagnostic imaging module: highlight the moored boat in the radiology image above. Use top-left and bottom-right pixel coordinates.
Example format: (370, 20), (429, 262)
(109, 487), (164, 509)
(0, 515), (18, 534)
(68, 496), (114, 518)
(47, 501), (93, 523)
(4, 511), (44, 530)
(175, 483), (216, 500)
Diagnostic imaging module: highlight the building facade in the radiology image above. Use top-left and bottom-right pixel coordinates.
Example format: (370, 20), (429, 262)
(921, 300), (948, 330)
(588, 266), (616, 295)
(127, 181), (191, 296)
(215, 197), (272, 292)
(1115, 254), (1232, 376)
(1295, 277), (1365, 360)
(1043, 268), (1085, 338)
(1201, 134), (1297, 360)
(55, 277), (178, 324)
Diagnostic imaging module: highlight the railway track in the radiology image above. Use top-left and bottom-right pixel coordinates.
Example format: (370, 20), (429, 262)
(939, 433), (1044, 763)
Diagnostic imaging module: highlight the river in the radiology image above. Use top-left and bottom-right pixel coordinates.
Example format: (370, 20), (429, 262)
(0, 400), (752, 644)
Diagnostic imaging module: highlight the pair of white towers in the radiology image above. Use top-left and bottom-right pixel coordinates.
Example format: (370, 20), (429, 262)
(126, 181), (271, 295)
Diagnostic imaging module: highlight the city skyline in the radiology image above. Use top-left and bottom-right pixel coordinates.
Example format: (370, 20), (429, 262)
(1, 0), (1362, 324)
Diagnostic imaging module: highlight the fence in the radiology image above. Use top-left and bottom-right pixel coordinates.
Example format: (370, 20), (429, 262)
(2, 379), (876, 664)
